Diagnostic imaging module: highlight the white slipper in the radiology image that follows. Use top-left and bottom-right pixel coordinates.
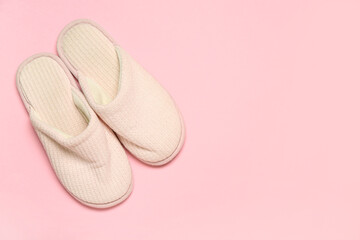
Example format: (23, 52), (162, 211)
(57, 19), (185, 166)
(16, 53), (133, 208)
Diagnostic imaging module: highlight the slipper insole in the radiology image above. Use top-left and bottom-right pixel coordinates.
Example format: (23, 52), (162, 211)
(60, 23), (120, 104)
(18, 57), (87, 136)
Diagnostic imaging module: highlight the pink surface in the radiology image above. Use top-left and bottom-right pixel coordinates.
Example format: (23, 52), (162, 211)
(1, 0), (360, 239)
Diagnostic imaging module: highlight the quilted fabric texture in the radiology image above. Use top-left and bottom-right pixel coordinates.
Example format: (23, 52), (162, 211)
(16, 54), (132, 208)
(57, 20), (185, 165)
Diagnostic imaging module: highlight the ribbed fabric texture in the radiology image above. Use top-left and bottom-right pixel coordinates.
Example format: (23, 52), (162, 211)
(58, 21), (185, 165)
(17, 55), (132, 207)
(19, 57), (87, 136)
(60, 23), (119, 101)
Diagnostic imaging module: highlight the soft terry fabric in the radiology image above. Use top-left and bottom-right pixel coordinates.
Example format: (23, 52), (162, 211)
(57, 19), (185, 166)
(16, 53), (132, 208)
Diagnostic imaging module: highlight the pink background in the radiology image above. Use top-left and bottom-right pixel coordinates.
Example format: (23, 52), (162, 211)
(1, 0), (360, 239)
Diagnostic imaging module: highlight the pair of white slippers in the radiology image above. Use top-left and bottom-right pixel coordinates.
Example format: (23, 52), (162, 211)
(16, 19), (185, 208)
